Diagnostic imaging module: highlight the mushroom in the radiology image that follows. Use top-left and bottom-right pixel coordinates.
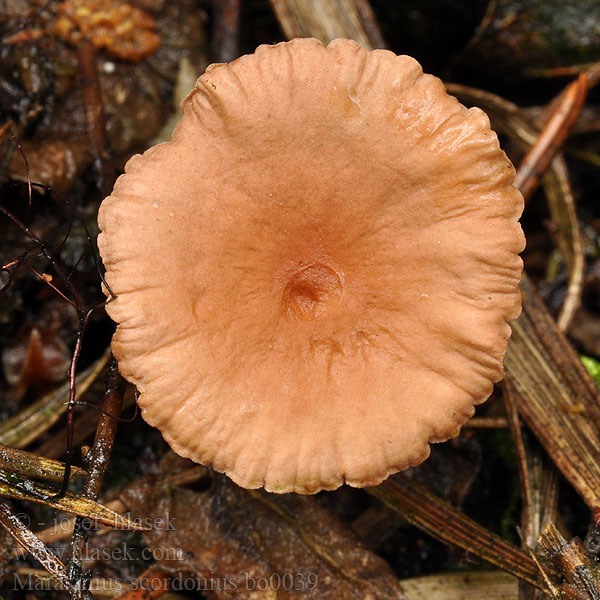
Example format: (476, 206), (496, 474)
(54, 0), (161, 62)
(98, 38), (524, 494)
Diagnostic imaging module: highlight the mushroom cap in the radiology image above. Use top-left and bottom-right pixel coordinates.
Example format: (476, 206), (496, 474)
(98, 38), (524, 494)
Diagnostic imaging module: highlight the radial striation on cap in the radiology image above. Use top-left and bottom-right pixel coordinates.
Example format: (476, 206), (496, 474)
(98, 38), (525, 494)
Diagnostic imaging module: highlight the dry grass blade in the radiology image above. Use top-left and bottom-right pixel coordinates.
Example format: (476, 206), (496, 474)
(0, 347), (111, 448)
(0, 444), (87, 483)
(504, 383), (559, 600)
(522, 450), (558, 550)
(0, 480), (148, 531)
(503, 383), (558, 552)
(542, 157), (584, 331)
(367, 475), (558, 591)
(400, 571), (519, 600)
(0, 501), (71, 590)
(512, 74), (587, 332)
(269, 0), (385, 49)
(505, 274), (600, 508)
(11, 500), (128, 560)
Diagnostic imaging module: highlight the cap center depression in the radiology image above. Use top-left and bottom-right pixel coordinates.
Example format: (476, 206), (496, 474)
(281, 262), (343, 322)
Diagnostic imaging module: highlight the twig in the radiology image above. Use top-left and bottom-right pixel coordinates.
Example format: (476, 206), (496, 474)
(77, 40), (113, 198)
(0, 444), (87, 483)
(503, 382), (533, 537)
(538, 523), (600, 599)
(514, 74), (588, 203)
(0, 480), (145, 531)
(67, 358), (125, 599)
(36, 380), (134, 462)
(504, 383), (558, 549)
(504, 382), (559, 600)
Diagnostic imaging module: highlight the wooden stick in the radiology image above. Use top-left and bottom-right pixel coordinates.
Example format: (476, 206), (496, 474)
(269, 0), (386, 49)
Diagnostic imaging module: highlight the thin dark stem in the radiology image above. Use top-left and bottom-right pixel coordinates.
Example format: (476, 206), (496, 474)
(54, 304), (105, 500)
(69, 401), (138, 423)
(29, 181), (115, 298)
(20, 261), (78, 309)
(0, 203), (81, 310)
(503, 381), (533, 544)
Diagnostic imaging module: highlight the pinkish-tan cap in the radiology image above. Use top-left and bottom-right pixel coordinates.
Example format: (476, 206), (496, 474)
(98, 38), (524, 494)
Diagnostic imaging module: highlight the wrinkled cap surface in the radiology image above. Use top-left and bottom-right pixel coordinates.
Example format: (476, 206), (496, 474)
(98, 38), (524, 494)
